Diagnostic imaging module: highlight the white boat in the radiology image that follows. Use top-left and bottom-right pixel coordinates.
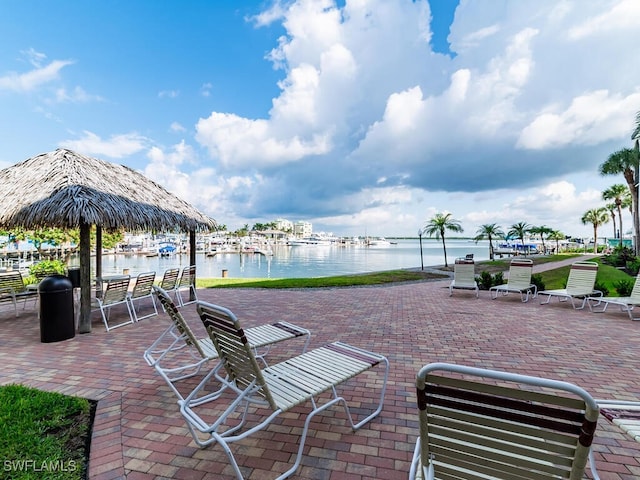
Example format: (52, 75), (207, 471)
(367, 237), (391, 247)
(289, 235), (333, 246)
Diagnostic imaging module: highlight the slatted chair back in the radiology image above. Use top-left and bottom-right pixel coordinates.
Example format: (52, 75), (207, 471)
(449, 258), (478, 297)
(0, 271), (37, 316)
(160, 268), (180, 291)
(0, 271), (30, 295)
(197, 301), (275, 407)
(507, 258), (533, 289)
(628, 273), (640, 301)
(102, 276), (130, 305)
(411, 363), (600, 480)
(453, 258), (475, 285)
(152, 286), (208, 358)
(176, 265), (197, 306)
(128, 271), (158, 321)
(566, 261), (599, 296)
(93, 276), (133, 331)
(131, 272), (156, 300)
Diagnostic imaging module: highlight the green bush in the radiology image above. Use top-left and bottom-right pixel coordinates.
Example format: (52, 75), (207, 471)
(479, 271), (493, 290)
(626, 259), (640, 276)
(614, 279), (634, 296)
(603, 246), (635, 267)
(26, 260), (66, 284)
(531, 273), (545, 292)
(593, 281), (609, 297)
(493, 272), (504, 286)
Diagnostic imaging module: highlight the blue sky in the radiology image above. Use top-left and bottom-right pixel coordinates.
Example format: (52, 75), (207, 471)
(1, 0), (639, 239)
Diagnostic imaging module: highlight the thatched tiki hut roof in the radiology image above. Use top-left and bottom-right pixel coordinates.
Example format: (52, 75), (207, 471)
(0, 148), (216, 333)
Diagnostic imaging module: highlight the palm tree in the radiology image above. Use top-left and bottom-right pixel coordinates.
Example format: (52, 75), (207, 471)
(473, 223), (504, 260)
(547, 230), (565, 254)
(581, 208), (609, 254)
(604, 202), (617, 241)
(507, 222), (531, 255)
(529, 225), (552, 255)
(602, 183), (628, 241)
(599, 148), (639, 254)
(423, 213), (463, 268)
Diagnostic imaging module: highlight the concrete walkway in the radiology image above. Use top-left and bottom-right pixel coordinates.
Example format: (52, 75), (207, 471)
(1, 260), (639, 479)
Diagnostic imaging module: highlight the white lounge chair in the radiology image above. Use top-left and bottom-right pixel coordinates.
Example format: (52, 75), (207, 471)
(92, 275), (133, 331)
(597, 399), (640, 442)
(539, 260), (602, 310)
(449, 258), (478, 297)
(410, 362), (601, 480)
(589, 272), (640, 320)
(490, 258), (537, 302)
(179, 300), (389, 480)
(144, 286), (311, 405)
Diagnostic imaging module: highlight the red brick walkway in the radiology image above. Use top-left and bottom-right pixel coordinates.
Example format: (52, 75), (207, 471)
(1, 263), (639, 479)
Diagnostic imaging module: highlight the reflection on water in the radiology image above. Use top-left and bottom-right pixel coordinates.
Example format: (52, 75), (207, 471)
(78, 239), (490, 279)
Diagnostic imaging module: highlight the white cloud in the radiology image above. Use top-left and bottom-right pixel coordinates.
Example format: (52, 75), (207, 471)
(60, 131), (148, 158)
(0, 58), (74, 92)
(185, 0), (640, 237)
(158, 90), (179, 99)
(518, 90), (640, 149)
(169, 122), (186, 133)
(568, 0), (640, 39)
(53, 86), (104, 103)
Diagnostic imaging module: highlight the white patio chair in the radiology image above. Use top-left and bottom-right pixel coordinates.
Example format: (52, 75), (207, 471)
(410, 362), (601, 480)
(175, 265), (197, 307)
(127, 271), (158, 321)
(179, 300), (389, 480)
(449, 258), (478, 297)
(490, 258), (537, 302)
(589, 272), (640, 320)
(539, 261), (602, 309)
(597, 399), (640, 442)
(92, 275), (132, 331)
(144, 286), (311, 405)
(0, 271), (38, 317)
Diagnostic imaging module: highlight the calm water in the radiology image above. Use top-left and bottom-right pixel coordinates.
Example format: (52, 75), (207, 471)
(90, 239), (490, 279)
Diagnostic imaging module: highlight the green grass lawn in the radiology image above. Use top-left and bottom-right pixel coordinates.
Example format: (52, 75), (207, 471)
(536, 257), (632, 296)
(196, 268), (448, 288)
(0, 385), (92, 480)
(194, 254), (636, 297)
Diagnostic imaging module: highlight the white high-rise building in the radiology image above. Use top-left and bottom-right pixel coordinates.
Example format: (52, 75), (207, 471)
(294, 221), (312, 238)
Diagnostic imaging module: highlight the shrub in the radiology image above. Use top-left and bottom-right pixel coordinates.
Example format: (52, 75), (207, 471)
(530, 273), (545, 292)
(479, 271), (493, 290)
(626, 259), (640, 276)
(493, 272), (504, 286)
(26, 259), (66, 284)
(593, 281), (609, 297)
(614, 279), (634, 297)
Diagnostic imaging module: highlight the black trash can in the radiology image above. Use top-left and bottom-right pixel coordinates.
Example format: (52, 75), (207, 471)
(67, 268), (81, 288)
(39, 275), (75, 343)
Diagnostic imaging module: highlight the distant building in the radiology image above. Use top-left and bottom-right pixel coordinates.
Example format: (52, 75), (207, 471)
(294, 221), (312, 238)
(275, 218), (294, 232)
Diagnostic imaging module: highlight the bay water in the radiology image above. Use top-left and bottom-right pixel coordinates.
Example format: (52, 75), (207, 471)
(92, 238), (490, 279)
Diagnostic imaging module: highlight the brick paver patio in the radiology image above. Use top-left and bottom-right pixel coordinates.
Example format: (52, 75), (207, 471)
(1, 260), (639, 479)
